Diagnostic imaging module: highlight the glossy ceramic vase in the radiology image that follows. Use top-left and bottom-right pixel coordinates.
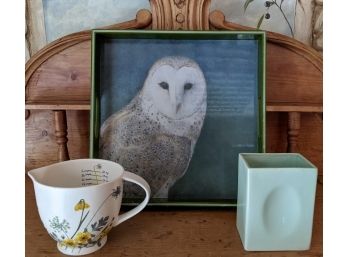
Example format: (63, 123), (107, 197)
(236, 153), (317, 251)
(28, 159), (151, 256)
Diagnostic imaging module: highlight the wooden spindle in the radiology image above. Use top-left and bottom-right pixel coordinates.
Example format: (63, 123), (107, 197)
(53, 110), (70, 161)
(287, 112), (301, 153)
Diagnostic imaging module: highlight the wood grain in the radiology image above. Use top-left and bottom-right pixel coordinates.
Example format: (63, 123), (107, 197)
(25, 110), (90, 172)
(25, 110), (60, 171)
(25, 101), (90, 110)
(25, 9), (152, 88)
(26, 40), (91, 103)
(266, 42), (322, 104)
(267, 103), (323, 112)
(266, 112), (323, 176)
(25, 176), (323, 257)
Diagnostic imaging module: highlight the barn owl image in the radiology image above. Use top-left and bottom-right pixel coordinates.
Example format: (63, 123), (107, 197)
(100, 56), (207, 198)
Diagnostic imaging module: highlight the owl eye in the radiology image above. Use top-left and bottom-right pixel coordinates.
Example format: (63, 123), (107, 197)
(158, 81), (169, 90)
(184, 83), (193, 90)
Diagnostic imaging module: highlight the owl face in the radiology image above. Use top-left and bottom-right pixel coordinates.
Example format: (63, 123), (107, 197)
(142, 56), (207, 120)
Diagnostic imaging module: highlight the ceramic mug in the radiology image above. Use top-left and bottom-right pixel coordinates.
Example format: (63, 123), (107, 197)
(28, 159), (150, 256)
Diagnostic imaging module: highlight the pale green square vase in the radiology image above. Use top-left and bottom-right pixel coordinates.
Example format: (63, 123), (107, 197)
(236, 153), (317, 251)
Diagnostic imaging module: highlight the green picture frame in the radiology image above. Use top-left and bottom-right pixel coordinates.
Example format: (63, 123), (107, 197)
(90, 30), (266, 207)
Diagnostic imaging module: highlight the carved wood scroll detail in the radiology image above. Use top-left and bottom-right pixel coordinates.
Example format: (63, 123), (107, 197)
(150, 0), (211, 30)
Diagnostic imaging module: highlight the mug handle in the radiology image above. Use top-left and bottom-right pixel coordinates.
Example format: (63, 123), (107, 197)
(114, 171), (151, 226)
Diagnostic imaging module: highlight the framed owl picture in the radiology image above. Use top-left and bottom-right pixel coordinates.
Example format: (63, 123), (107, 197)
(90, 30), (266, 207)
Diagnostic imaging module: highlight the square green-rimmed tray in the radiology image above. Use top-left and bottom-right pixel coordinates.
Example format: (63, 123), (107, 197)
(90, 30), (266, 207)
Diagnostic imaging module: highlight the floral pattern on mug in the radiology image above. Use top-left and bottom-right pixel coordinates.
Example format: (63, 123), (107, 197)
(74, 200), (90, 211)
(48, 186), (121, 253)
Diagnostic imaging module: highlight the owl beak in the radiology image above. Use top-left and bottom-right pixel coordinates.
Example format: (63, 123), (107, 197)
(170, 86), (183, 114)
(174, 94), (183, 114)
(176, 103), (182, 113)
(170, 101), (181, 114)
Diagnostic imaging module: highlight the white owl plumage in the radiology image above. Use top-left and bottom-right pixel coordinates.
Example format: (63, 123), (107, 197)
(100, 56), (207, 198)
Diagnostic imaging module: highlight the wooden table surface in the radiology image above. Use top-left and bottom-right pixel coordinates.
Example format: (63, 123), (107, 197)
(26, 176), (323, 257)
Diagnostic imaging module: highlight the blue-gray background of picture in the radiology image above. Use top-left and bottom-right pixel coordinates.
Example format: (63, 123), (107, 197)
(99, 38), (260, 200)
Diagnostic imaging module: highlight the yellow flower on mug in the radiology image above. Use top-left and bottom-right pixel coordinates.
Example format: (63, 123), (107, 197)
(74, 199), (90, 211)
(75, 231), (92, 244)
(60, 238), (76, 248)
